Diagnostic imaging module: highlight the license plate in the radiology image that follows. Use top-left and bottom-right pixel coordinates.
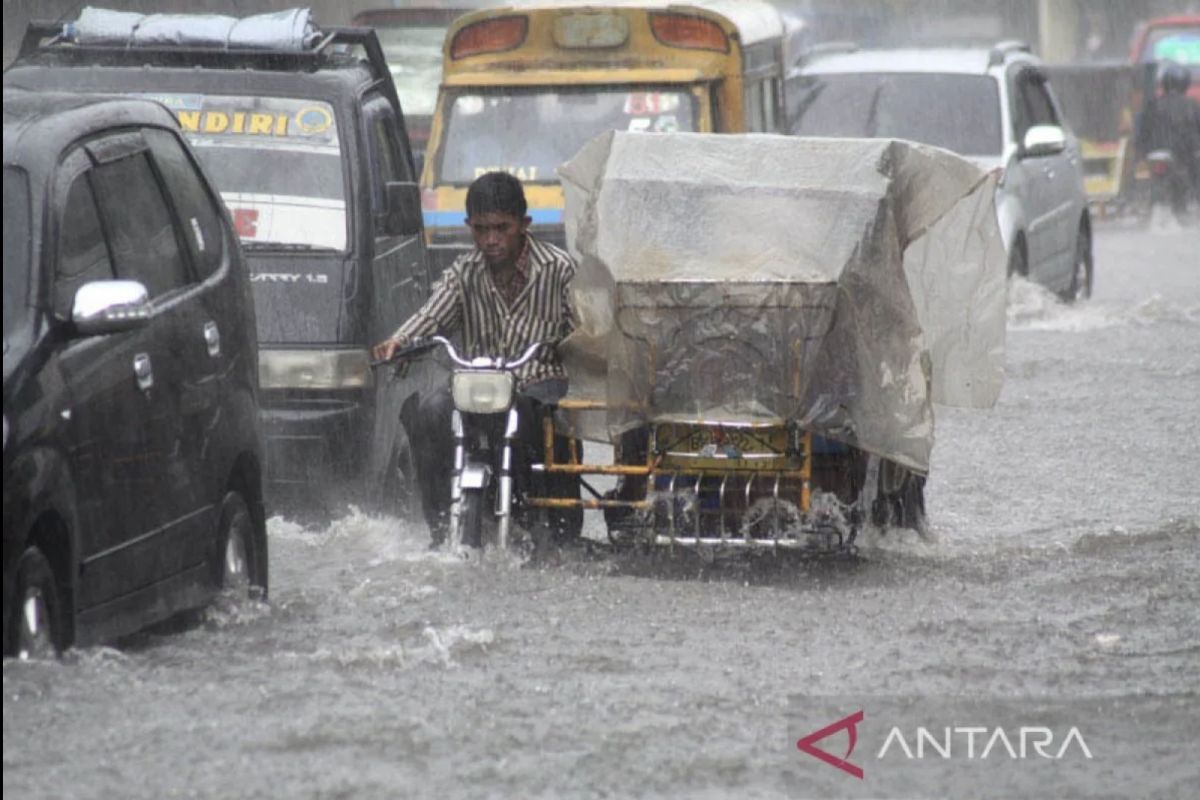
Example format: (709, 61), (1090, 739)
(655, 422), (789, 458)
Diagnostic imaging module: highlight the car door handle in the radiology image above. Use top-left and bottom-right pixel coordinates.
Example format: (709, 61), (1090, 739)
(1043, 168), (1055, 180)
(203, 320), (221, 357)
(133, 353), (154, 391)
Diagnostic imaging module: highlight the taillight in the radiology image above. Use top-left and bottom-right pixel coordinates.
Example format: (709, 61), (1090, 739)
(450, 16), (528, 59)
(649, 12), (728, 53)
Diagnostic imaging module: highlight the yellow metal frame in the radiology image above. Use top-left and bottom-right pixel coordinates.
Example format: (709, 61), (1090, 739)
(524, 399), (813, 515)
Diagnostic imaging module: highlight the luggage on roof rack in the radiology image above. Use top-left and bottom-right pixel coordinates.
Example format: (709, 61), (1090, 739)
(65, 6), (320, 51)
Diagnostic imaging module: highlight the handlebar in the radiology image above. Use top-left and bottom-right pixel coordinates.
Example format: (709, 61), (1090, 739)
(371, 335), (551, 370)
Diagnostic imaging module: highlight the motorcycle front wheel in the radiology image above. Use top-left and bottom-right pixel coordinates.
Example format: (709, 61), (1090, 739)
(455, 487), (486, 549)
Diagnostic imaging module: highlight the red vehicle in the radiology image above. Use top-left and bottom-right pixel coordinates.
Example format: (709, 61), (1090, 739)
(1129, 15), (1200, 103)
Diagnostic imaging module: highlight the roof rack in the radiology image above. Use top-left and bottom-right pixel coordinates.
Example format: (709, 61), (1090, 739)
(16, 19), (403, 120)
(988, 39), (1032, 67)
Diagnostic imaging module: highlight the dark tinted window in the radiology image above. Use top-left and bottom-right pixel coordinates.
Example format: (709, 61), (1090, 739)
(788, 72), (1003, 156)
(55, 171), (115, 316)
(3, 167), (31, 341)
(92, 152), (190, 298)
(1021, 77), (1059, 128)
(144, 128), (225, 280)
(364, 95), (408, 210)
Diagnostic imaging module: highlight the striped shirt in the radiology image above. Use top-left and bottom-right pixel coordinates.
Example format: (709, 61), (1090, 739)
(392, 235), (577, 387)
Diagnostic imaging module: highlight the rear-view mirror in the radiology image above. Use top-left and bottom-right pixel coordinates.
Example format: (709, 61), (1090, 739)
(383, 181), (423, 238)
(71, 280), (151, 336)
(1021, 124), (1066, 158)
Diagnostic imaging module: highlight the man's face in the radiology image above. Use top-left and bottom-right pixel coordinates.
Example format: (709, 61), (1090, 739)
(466, 211), (530, 267)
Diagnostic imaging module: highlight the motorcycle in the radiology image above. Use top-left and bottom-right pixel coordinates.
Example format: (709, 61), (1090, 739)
(377, 336), (572, 554)
(1143, 148), (1195, 225)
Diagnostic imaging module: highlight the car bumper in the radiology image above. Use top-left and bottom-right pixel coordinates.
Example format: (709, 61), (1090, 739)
(259, 390), (372, 487)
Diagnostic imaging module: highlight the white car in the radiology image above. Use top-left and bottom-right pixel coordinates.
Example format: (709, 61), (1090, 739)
(788, 41), (1093, 301)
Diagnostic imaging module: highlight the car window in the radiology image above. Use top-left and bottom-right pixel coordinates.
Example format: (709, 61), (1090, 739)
(789, 72), (1003, 157)
(144, 128), (225, 281)
(3, 167), (32, 342)
(363, 94), (410, 210)
(1137, 24), (1200, 80)
(55, 170), (115, 317)
(1018, 73), (1060, 133)
(91, 151), (190, 299)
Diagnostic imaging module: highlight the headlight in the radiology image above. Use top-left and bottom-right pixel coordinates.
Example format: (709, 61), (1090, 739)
(258, 349), (372, 390)
(452, 370), (514, 414)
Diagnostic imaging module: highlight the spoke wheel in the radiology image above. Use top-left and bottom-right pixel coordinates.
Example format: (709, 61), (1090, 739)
(12, 548), (62, 660)
(455, 487), (486, 549)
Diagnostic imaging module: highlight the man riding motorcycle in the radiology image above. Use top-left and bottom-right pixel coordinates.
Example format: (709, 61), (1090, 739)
(1136, 61), (1200, 218)
(373, 172), (582, 546)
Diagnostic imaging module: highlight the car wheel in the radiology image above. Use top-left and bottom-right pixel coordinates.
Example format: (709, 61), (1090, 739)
(1006, 237), (1028, 279)
(215, 491), (264, 597)
(1065, 225), (1093, 302)
(10, 547), (63, 660)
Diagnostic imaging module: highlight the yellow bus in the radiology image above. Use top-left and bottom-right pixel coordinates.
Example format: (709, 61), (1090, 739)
(420, 0), (788, 259)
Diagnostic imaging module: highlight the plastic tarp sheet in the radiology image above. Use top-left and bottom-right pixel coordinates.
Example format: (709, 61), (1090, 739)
(557, 131), (1006, 472)
(71, 7), (319, 51)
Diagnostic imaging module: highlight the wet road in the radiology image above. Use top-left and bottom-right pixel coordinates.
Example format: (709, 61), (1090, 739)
(4, 226), (1198, 799)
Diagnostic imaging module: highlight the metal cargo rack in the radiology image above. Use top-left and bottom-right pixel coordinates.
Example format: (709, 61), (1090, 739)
(527, 400), (849, 553)
(17, 21), (403, 118)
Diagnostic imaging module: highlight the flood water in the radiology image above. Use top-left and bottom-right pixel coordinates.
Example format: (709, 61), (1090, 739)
(4, 225), (1198, 799)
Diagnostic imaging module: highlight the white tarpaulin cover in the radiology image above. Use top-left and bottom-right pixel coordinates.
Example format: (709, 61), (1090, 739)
(71, 7), (319, 51)
(557, 131), (1006, 472)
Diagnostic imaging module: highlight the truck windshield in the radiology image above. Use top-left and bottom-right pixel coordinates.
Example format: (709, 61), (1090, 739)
(4, 167), (31, 344)
(140, 93), (347, 250)
(1139, 25), (1200, 80)
(377, 25), (445, 118)
(437, 87), (697, 185)
(789, 73), (1003, 157)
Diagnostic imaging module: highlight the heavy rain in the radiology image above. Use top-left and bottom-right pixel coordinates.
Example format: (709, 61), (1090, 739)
(3, 1), (1199, 799)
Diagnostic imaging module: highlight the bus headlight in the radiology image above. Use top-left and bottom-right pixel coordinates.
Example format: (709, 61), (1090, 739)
(258, 349), (372, 390)
(452, 370), (514, 414)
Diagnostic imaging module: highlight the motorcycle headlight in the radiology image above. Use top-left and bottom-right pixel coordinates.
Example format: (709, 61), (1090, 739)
(452, 370), (515, 414)
(258, 349), (372, 390)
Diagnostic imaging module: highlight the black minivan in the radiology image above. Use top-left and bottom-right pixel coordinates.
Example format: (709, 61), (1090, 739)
(3, 89), (267, 656)
(6, 8), (438, 510)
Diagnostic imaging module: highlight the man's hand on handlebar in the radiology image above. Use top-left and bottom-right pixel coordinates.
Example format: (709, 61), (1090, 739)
(372, 335), (410, 365)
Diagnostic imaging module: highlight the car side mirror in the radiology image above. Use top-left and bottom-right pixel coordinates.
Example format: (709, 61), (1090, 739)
(1021, 124), (1066, 158)
(383, 181), (423, 238)
(71, 280), (151, 336)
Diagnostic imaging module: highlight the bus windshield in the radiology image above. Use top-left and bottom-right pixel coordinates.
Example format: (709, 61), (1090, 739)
(437, 86), (697, 185)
